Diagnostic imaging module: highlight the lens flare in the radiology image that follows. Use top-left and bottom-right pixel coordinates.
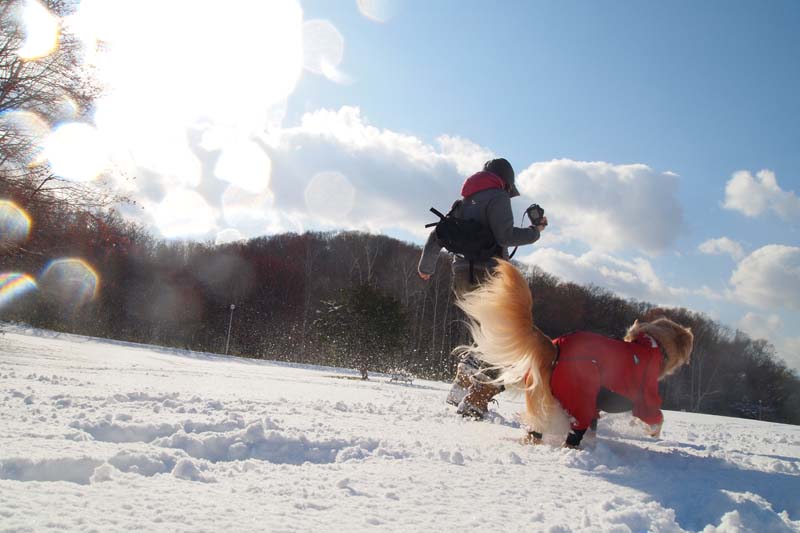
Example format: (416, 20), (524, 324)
(303, 20), (347, 83)
(39, 258), (99, 307)
(0, 110), (50, 166)
(44, 122), (109, 182)
(55, 95), (80, 122)
(0, 273), (37, 310)
(357, 0), (397, 23)
(16, 0), (60, 60)
(0, 200), (32, 245)
(304, 171), (356, 221)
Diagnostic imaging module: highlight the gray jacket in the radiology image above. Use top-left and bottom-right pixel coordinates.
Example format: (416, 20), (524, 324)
(418, 187), (540, 276)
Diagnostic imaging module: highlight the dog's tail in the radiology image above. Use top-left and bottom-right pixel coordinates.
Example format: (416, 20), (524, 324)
(456, 261), (570, 435)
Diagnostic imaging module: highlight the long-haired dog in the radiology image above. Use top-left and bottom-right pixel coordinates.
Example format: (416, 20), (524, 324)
(457, 261), (693, 448)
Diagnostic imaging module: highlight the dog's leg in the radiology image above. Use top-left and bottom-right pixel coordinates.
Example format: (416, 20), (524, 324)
(563, 428), (587, 449)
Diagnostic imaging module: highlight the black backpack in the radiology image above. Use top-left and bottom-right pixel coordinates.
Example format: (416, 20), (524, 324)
(426, 201), (499, 280)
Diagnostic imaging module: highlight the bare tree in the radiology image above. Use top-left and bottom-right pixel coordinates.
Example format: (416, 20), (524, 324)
(1, 0), (119, 262)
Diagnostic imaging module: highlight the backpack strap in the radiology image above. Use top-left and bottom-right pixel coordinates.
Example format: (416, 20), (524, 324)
(425, 207), (446, 228)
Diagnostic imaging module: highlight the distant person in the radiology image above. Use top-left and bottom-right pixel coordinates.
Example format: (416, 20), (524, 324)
(418, 158), (548, 419)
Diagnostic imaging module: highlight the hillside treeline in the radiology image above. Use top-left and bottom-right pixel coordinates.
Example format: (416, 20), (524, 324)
(1, 199), (798, 424)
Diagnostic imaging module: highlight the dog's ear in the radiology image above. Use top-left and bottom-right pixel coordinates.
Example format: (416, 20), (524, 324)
(624, 319), (641, 342)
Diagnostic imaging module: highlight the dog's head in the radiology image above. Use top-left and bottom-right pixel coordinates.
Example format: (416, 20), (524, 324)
(625, 317), (694, 379)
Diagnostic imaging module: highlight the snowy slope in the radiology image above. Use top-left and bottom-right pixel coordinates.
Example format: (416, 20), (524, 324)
(1, 326), (799, 533)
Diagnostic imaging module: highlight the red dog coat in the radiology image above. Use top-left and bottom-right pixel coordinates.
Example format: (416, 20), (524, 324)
(550, 331), (664, 431)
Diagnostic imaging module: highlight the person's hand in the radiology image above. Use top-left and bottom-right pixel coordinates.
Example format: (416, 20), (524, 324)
(418, 271), (431, 281)
(535, 215), (548, 232)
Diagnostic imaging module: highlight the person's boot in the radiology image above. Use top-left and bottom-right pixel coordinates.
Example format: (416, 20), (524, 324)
(445, 355), (481, 406)
(456, 379), (502, 419)
(521, 430), (543, 445)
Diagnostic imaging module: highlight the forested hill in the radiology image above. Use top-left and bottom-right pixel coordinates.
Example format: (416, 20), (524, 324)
(1, 205), (798, 425)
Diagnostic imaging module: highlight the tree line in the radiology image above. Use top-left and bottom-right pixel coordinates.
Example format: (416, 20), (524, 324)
(1, 210), (799, 424)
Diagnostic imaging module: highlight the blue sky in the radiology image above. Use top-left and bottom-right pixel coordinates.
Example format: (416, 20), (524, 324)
(12, 0), (797, 370)
(295, 1), (800, 172)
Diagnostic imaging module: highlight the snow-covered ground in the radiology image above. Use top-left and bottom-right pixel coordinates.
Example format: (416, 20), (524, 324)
(1, 326), (798, 533)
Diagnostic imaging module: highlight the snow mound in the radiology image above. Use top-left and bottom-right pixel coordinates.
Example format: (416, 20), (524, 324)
(171, 458), (215, 483)
(153, 419), (406, 464)
(0, 457), (103, 485)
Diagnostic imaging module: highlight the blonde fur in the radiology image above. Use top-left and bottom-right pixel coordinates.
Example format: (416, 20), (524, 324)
(456, 261), (570, 436)
(457, 260), (694, 439)
(625, 318), (694, 379)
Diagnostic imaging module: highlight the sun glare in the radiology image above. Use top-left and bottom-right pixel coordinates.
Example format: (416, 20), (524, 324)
(64, 0), (307, 239)
(39, 258), (99, 308)
(75, 1), (303, 128)
(44, 122), (109, 182)
(154, 190), (217, 238)
(214, 141), (272, 194)
(16, 0), (60, 60)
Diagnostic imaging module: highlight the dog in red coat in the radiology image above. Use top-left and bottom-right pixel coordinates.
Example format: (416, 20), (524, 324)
(457, 261), (694, 448)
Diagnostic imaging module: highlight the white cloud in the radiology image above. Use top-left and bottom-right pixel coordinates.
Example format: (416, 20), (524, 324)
(436, 135), (495, 177)
(215, 228), (245, 246)
(153, 190), (217, 239)
(519, 247), (687, 304)
(695, 285), (724, 301)
(698, 237), (745, 261)
(723, 169), (800, 221)
(737, 312), (800, 372)
(779, 337), (800, 372)
(516, 160), (685, 254)
(261, 106), (479, 237)
(304, 171), (356, 221)
(101, 104), (474, 240)
(738, 312), (783, 341)
(729, 245), (800, 310)
(102, 104), (688, 249)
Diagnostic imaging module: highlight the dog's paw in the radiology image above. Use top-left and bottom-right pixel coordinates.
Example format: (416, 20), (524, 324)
(647, 423), (662, 438)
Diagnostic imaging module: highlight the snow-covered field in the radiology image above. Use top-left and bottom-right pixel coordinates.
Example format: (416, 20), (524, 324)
(1, 326), (798, 533)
